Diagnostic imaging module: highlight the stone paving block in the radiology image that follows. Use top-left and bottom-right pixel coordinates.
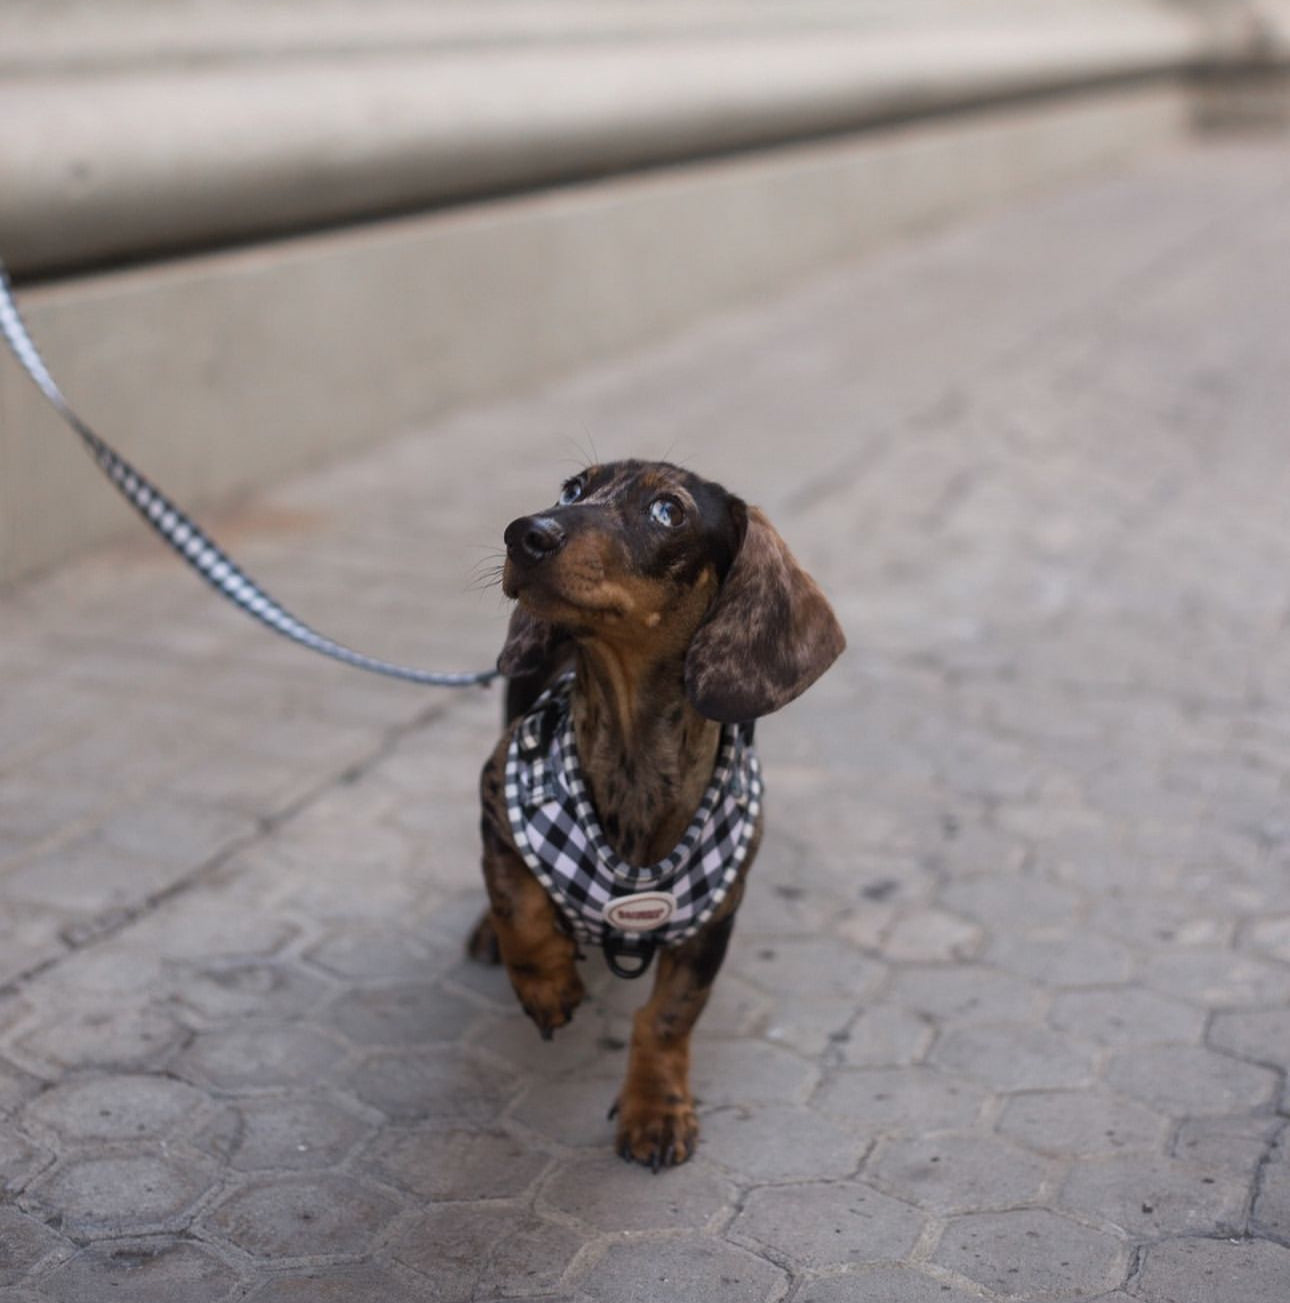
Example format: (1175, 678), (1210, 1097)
(268, 837), (426, 923)
(879, 909), (983, 963)
(761, 990), (870, 1058)
(257, 803), (410, 876)
(689, 1039), (818, 1109)
(124, 898), (300, 964)
(2, 836), (203, 917)
(0, 906), (67, 985)
(23, 1151), (219, 1239)
(469, 1010), (611, 1079)
(1104, 1044), (1279, 1116)
(359, 1126), (550, 1201)
(0, 772), (112, 864)
(6, 917), (90, 971)
(22, 1074), (208, 1144)
(732, 858), (846, 938)
(161, 746), (327, 823)
(995, 1089), (1168, 1158)
(0, 1208), (68, 1285)
(393, 1204), (586, 1300)
(1241, 914), (1290, 964)
(1172, 1113), (1282, 1176)
(507, 1075), (620, 1148)
(0, 998), (33, 1047)
(699, 1103), (867, 1182)
(732, 936), (882, 1004)
(170, 960), (331, 1023)
(94, 797), (255, 873)
(543, 1152), (731, 1231)
(573, 1235), (786, 1303)
(730, 1179), (925, 1268)
(202, 1172), (402, 1260)
(37, 1240), (240, 1303)
(324, 981), (478, 1046)
(347, 1046), (518, 1124)
(867, 1131), (1056, 1215)
(837, 1004), (934, 1069)
(1060, 1153), (1248, 1238)
(241, 1263), (433, 1303)
(1133, 1237), (1290, 1303)
(1140, 949), (1290, 1009)
(0, 1132), (52, 1196)
(813, 1066), (987, 1135)
(986, 931), (1137, 989)
(941, 874), (1083, 931)
(177, 1024), (349, 1093)
(1048, 987), (1205, 1048)
(797, 1265), (996, 1303)
(14, 999), (185, 1074)
(930, 1023), (1097, 1091)
(195, 1095), (373, 1171)
(202, 714), (377, 779)
(686, 972), (772, 1038)
(1088, 893), (1231, 951)
(923, 817), (1029, 881)
(887, 964), (1042, 1026)
(1208, 1006), (1290, 1069)
(440, 953), (516, 1010)
(302, 925), (448, 983)
(1252, 1133), (1289, 1240)
(36, 946), (165, 998)
(933, 1208), (1127, 1300)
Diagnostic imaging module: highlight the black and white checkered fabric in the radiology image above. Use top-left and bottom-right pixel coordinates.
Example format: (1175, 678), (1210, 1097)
(505, 675), (763, 954)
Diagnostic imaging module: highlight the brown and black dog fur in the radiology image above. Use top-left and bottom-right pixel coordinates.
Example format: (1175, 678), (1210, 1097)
(469, 459), (844, 1168)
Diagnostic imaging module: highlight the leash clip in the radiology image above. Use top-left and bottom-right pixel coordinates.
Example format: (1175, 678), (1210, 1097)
(602, 934), (657, 980)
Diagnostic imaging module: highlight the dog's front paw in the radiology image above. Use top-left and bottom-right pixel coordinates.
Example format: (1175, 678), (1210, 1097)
(512, 965), (585, 1040)
(612, 1088), (699, 1170)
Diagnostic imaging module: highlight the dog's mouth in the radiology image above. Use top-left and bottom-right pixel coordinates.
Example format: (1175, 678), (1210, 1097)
(504, 561), (633, 623)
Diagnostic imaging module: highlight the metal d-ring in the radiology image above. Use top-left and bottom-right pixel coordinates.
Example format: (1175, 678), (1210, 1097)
(602, 934), (657, 980)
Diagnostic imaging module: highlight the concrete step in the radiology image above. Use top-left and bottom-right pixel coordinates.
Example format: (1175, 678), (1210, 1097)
(2, 1), (1288, 585)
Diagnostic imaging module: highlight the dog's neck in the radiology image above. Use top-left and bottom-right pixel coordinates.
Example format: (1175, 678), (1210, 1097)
(570, 641), (721, 867)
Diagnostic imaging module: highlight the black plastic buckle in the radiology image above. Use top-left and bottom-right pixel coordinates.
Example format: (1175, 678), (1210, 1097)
(603, 934), (657, 980)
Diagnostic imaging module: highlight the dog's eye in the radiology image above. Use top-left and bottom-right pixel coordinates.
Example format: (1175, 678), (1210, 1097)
(559, 477), (585, 506)
(649, 496), (684, 528)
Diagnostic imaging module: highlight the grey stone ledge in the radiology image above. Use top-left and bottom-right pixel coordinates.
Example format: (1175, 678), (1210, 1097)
(2, 0), (1278, 277)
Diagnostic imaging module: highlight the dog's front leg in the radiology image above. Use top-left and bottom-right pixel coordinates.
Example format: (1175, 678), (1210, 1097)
(481, 822), (585, 1039)
(614, 902), (738, 1169)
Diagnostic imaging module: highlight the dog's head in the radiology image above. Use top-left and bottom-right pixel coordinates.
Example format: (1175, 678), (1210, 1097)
(498, 460), (844, 723)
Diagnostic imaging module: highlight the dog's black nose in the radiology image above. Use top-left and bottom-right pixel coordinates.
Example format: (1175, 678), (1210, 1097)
(506, 514), (567, 563)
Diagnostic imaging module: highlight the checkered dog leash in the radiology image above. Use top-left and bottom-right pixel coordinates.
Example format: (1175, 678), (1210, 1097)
(0, 259), (497, 688)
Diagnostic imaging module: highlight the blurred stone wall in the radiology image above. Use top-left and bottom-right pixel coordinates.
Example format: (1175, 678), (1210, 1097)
(1, 1), (1286, 585)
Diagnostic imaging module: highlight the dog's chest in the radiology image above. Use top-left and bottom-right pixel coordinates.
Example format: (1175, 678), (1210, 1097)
(503, 677), (762, 951)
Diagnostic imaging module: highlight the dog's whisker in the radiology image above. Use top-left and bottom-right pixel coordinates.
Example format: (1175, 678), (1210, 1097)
(467, 566), (506, 593)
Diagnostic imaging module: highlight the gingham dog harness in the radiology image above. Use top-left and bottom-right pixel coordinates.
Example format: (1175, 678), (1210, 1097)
(505, 676), (762, 971)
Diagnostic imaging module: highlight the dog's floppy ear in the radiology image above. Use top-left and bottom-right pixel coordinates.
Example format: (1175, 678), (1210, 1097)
(685, 506), (845, 724)
(497, 605), (564, 679)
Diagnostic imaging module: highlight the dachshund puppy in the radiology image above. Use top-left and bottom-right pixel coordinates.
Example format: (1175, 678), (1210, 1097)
(471, 460), (844, 1168)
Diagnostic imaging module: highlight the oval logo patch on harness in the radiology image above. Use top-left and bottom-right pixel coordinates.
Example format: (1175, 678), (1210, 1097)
(603, 891), (677, 933)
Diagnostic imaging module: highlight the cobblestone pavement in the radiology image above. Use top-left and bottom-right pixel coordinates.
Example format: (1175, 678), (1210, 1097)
(3, 137), (1290, 1301)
